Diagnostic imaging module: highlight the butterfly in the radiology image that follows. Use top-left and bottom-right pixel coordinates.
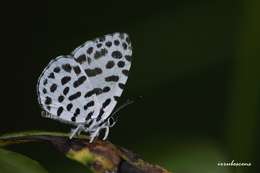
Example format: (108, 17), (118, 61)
(37, 33), (132, 142)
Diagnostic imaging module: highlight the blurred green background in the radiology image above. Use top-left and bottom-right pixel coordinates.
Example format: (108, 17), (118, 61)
(1, 0), (259, 173)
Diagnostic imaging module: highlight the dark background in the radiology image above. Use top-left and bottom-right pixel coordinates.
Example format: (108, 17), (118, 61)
(1, 0), (259, 173)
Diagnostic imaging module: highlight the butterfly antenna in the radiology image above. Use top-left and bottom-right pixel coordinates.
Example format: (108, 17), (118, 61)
(111, 99), (134, 117)
(111, 96), (142, 119)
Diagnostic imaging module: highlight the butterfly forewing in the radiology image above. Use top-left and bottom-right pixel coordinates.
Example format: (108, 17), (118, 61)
(72, 33), (132, 121)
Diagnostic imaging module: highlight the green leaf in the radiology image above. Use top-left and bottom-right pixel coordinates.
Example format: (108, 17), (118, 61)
(0, 148), (48, 173)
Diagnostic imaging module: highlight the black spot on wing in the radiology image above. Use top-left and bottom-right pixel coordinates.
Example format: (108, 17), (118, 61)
(84, 88), (103, 97)
(57, 107), (63, 116)
(103, 86), (110, 92)
(73, 76), (87, 88)
(86, 111), (94, 120)
(106, 61), (115, 69)
(58, 95), (64, 103)
(53, 67), (61, 73)
(111, 51), (122, 59)
(62, 64), (72, 72)
(122, 69), (129, 76)
(97, 109), (105, 121)
(63, 87), (69, 95)
(117, 61), (125, 68)
(42, 88), (47, 94)
(68, 92), (81, 101)
(45, 97), (52, 105)
(125, 55), (131, 62)
(114, 40), (120, 46)
(43, 79), (48, 85)
(84, 101), (95, 110)
(97, 43), (102, 48)
(87, 47), (93, 54)
(61, 76), (71, 85)
(96, 98), (112, 121)
(75, 54), (86, 64)
(73, 108), (80, 117)
(102, 98), (111, 108)
(48, 72), (55, 79)
(105, 75), (119, 82)
(50, 83), (57, 92)
(71, 117), (76, 122)
(105, 41), (112, 47)
(94, 48), (108, 59)
(122, 42), (127, 50)
(73, 66), (81, 75)
(66, 103), (73, 111)
(118, 83), (125, 89)
(87, 57), (92, 64)
(85, 68), (102, 77)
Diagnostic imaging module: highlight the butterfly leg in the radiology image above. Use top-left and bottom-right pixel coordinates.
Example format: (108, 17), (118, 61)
(70, 124), (84, 139)
(88, 119), (112, 142)
(102, 126), (110, 140)
(89, 128), (100, 143)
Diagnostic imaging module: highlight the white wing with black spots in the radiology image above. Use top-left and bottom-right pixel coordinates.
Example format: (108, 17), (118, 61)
(37, 33), (132, 127)
(72, 33), (132, 122)
(37, 56), (99, 124)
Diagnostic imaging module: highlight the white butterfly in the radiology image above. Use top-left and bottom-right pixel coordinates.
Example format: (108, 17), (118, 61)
(37, 33), (132, 142)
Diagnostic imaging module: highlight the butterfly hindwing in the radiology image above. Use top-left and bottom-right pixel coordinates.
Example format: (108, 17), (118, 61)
(37, 56), (99, 124)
